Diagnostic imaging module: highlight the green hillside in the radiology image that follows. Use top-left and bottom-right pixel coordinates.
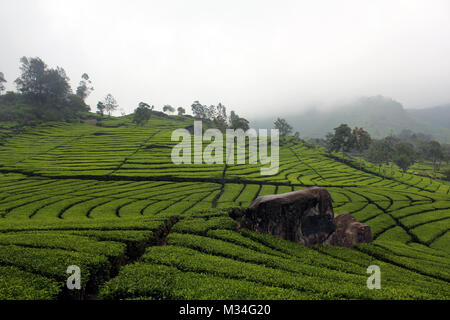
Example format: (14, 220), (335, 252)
(0, 114), (449, 300)
(251, 96), (450, 143)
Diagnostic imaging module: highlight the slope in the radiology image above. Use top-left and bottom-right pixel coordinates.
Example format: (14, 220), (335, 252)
(0, 114), (448, 300)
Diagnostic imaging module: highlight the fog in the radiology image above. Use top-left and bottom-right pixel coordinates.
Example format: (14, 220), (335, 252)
(1, 0), (450, 118)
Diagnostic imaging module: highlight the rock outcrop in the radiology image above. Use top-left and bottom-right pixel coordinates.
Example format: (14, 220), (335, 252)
(326, 212), (373, 247)
(230, 186), (372, 248)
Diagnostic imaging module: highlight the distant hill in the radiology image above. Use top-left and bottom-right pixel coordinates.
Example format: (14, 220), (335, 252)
(408, 104), (450, 130)
(251, 96), (450, 143)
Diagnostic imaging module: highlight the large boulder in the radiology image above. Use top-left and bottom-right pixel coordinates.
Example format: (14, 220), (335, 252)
(326, 212), (373, 247)
(231, 186), (336, 246)
(230, 186), (372, 247)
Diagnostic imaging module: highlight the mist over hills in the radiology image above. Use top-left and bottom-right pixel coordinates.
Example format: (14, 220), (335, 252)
(251, 96), (450, 143)
(408, 104), (450, 130)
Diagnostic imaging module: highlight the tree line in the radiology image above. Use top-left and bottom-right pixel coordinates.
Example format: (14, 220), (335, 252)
(321, 124), (449, 179)
(0, 56), (122, 123)
(271, 117), (450, 180)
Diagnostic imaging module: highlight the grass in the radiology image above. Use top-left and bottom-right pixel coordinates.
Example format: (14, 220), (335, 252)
(0, 114), (448, 299)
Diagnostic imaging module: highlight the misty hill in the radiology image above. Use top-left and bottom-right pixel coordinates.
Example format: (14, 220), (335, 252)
(251, 96), (450, 143)
(408, 104), (450, 130)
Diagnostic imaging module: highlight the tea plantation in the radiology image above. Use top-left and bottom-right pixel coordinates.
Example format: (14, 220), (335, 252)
(0, 115), (448, 300)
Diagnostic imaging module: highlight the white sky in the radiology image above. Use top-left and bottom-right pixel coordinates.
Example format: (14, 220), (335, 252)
(1, 0), (449, 117)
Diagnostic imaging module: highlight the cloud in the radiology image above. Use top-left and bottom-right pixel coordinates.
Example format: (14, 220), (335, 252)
(1, 0), (449, 116)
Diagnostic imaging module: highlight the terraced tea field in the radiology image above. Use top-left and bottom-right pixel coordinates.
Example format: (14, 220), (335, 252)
(0, 115), (448, 300)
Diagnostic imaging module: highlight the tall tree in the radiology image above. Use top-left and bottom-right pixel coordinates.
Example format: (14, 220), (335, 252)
(139, 102), (153, 109)
(103, 94), (118, 116)
(0, 72), (6, 94)
(426, 140), (443, 174)
(14, 57), (71, 105)
(163, 105), (175, 114)
(444, 168), (450, 181)
(367, 142), (385, 176)
(96, 101), (106, 116)
(382, 136), (396, 177)
(229, 110), (239, 126)
(44, 67), (71, 105)
(367, 138), (395, 178)
(443, 144), (450, 166)
(213, 103), (228, 132)
(351, 127), (371, 169)
(230, 117), (250, 131)
(394, 154), (414, 173)
(177, 107), (186, 115)
(394, 141), (415, 173)
(133, 103), (153, 126)
(328, 124), (352, 158)
(76, 73), (94, 101)
(191, 101), (208, 119)
(274, 118), (293, 137)
(229, 110), (250, 131)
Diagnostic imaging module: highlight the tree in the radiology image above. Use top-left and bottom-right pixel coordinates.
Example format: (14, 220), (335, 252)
(103, 94), (118, 116)
(367, 142), (385, 175)
(394, 141), (416, 173)
(230, 117), (250, 131)
(381, 136), (396, 177)
(213, 103), (228, 132)
(44, 67), (72, 105)
(228, 110), (249, 131)
(443, 144), (450, 166)
(191, 101), (208, 119)
(133, 103), (153, 126)
(14, 57), (47, 103)
(96, 101), (106, 116)
(15, 56), (71, 105)
(425, 140), (443, 174)
(163, 105), (175, 114)
(444, 168), (450, 181)
(229, 111), (239, 125)
(138, 102), (153, 109)
(76, 73), (94, 101)
(351, 127), (371, 169)
(328, 124), (352, 157)
(395, 141), (415, 159)
(274, 118), (293, 137)
(394, 154), (414, 173)
(177, 107), (186, 115)
(0, 72), (6, 94)
(367, 138), (395, 178)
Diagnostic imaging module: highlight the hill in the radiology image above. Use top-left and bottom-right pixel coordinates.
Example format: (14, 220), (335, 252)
(251, 96), (450, 143)
(0, 113), (448, 300)
(409, 104), (450, 130)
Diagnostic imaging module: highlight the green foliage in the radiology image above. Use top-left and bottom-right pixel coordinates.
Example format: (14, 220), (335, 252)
(0, 72), (6, 93)
(0, 115), (448, 300)
(326, 123), (352, 155)
(76, 73), (94, 101)
(0, 265), (61, 300)
(394, 154), (414, 172)
(99, 263), (312, 300)
(103, 94), (118, 116)
(274, 118), (293, 137)
(177, 106), (185, 115)
(163, 105), (175, 114)
(133, 103), (153, 126)
(15, 57), (71, 106)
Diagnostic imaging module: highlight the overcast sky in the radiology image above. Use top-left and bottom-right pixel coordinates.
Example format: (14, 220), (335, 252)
(1, 0), (449, 117)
